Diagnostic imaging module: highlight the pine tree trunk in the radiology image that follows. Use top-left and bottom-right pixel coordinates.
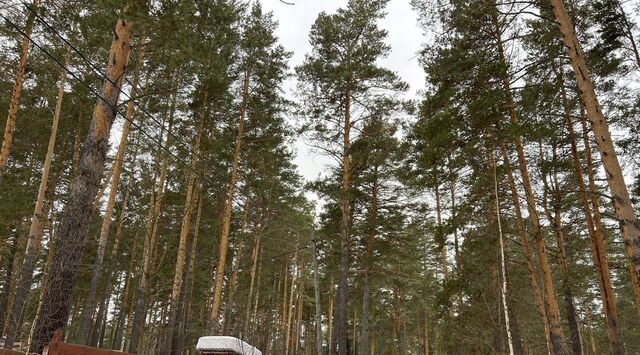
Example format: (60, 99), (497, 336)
(360, 166), (378, 355)
(541, 148), (582, 355)
(295, 283), (304, 355)
(0, 0), (41, 182)
(244, 227), (262, 337)
(91, 160), (137, 348)
(0, 225), (21, 338)
(210, 71), (250, 332)
(27, 17), (134, 353)
(113, 233), (140, 351)
(221, 201), (250, 336)
(312, 239), (323, 355)
(496, 58), (569, 355)
(549, 0), (640, 311)
(221, 239), (245, 335)
(333, 86), (351, 355)
(423, 306), (429, 355)
(490, 148), (514, 355)
(488, 4), (566, 352)
(559, 73), (623, 354)
(435, 185), (448, 285)
(328, 281), (334, 354)
(177, 191), (203, 355)
(129, 91), (178, 352)
(500, 145), (553, 355)
(165, 112), (205, 354)
(285, 247), (299, 355)
(3, 57), (66, 349)
(80, 39), (145, 345)
(251, 245), (264, 342)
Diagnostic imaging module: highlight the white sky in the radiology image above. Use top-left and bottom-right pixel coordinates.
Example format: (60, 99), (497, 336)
(260, 0), (426, 183)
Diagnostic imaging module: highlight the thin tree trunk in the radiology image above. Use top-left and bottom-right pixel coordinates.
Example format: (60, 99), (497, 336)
(221, 239), (245, 335)
(3, 56), (66, 349)
(559, 72), (624, 354)
(500, 144), (553, 355)
(28, 17), (134, 353)
(210, 70), (250, 332)
(498, 62), (568, 355)
(423, 306), (429, 355)
(80, 39), (145, 344)
(129, 91), (178, 352)
(583, 304), (597, 355)
(490, 147), (514, 355)
(221, 201), (250, 335)
(333, 86), (351, 355)
(91, 157), (137, 348)
(285, 246), (299, 355)
(361, 166), (378, 355)
(312, 238), (323, 355)
(295, 284), (304, 355)
(488, 4), (566, 352)
(178, 191), (204, 355)
(328, 281), (334, 354)
(435, 185), (448, 284)
(251, 245), (264, 341)
(244, 227), (263, 337)
(549, 0), (640, 311)
(0, 0), (41, 181)
(112, 232), (139, 351)
(165, 111), (205, 354)
(540, 145), (582, 355)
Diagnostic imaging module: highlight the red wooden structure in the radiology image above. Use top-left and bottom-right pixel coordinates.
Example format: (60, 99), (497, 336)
(42, 331), (133, 355)
(1, 330), (133, 355)
(0, 350), (26, 355)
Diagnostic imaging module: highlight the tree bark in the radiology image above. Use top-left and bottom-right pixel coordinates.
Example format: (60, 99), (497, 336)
(80, 37), (145, 345)
(3, 56), (66, 349)
(0, 0), (41, 182)
(27, 16), (134, 353)
(549, 0), (640, 311)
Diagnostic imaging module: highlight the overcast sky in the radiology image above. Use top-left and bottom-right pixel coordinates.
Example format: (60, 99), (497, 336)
(260, 0), (426, 183)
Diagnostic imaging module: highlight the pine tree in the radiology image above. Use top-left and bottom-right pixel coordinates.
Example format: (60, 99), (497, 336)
(28, 12), (136, 352)
(297, 1), (407, 352)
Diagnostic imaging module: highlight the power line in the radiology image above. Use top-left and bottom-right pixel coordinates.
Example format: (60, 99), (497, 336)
(0, 12), (207, 188)
(20, 1), (207, 167)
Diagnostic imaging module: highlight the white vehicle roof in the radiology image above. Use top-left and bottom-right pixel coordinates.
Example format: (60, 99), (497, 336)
(196, 336), (262, 355)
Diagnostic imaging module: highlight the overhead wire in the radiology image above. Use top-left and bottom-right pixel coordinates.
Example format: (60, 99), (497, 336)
(20, 1), (207, 167)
